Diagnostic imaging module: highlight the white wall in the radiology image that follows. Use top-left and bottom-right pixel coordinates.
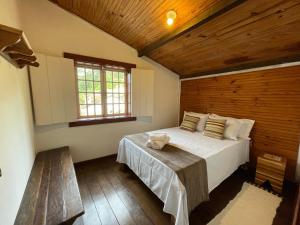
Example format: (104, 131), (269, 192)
(0, 1), (36, 224)
(20, 0), (180, 162)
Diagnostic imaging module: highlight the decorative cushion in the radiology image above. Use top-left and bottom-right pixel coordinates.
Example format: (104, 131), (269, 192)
(180, 114), (200, 132)
(184, 111), (209, 132)
(210, 114), (243, 140)
(203, 118), (226, 139)
(211, 114), (255, 139)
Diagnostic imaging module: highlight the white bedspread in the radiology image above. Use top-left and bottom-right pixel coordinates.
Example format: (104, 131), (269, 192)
(117, 127), (249, 225)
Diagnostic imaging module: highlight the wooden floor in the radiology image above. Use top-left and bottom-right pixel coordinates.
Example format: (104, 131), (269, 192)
(73, 155), (296, 225)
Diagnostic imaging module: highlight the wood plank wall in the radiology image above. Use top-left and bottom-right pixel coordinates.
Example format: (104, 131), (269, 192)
(180, 65), (300, 181)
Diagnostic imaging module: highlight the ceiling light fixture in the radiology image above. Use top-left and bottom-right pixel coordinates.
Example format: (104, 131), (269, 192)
(166, 10), (177, 26)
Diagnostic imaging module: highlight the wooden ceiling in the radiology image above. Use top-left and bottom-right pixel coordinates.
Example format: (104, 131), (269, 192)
(50, 0), (224, 49)
(50, 0), (300, 78)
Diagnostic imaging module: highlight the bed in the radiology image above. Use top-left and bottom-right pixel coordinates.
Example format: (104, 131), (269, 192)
(117, 127), (250, 225)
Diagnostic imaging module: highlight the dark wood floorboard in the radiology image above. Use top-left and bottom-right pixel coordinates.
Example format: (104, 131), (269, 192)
(83, 168), (119, 225)
(74, 155), (296, 225)
(76, 168), (102, 225)
(104, 170), (154, 225)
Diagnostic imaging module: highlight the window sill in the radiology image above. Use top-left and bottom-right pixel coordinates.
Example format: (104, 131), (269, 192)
(69, 116), (137, 127)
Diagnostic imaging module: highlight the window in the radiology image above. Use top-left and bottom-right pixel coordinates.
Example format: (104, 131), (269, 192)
(75, 61), (131, 118)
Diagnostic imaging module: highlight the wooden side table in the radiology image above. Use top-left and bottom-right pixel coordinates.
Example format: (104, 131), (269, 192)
(255, 153), (287, 193)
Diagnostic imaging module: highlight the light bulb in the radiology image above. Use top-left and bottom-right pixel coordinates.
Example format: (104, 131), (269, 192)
(166, 10), (176, 26)
(167, 18), (174, 26)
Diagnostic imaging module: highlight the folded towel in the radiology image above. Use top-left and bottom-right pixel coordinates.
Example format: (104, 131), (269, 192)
(146, 140), (169, 150)
(146, 134), (170, 150)
(149, 133), (169, 142)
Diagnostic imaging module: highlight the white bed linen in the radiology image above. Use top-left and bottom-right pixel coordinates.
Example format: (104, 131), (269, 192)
(117, 127), (249, 225)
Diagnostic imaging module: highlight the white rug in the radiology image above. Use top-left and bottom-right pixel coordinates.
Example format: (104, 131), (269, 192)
(208, 183), (282, 225)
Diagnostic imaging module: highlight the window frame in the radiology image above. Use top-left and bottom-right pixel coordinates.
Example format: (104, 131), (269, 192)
(64, 52), (136, 126)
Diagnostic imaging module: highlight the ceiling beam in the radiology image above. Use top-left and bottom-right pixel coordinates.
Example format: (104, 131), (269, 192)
(180, 55), (300, 79)
(138, 0), (246, 57)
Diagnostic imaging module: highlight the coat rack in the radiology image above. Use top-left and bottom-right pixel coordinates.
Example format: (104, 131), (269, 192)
(0, 24), (39, 68)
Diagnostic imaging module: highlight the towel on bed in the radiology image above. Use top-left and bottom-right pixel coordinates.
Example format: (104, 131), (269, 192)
(146, 133), (170, 150)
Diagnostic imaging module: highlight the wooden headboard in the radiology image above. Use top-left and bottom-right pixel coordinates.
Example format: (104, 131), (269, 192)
(180, 65), (300, 181)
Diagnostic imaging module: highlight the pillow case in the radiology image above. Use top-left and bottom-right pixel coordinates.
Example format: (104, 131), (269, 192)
(238, 119), (255, 139)
(180, 114), (200, 132)
(183, 111), (209, 131)
(210, 114), (243, 140)
(203, 117), (226, 139)
(211, 114), (255, 139)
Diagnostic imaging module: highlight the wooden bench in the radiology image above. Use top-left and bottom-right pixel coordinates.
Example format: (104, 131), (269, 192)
(14, 147), (84, 225)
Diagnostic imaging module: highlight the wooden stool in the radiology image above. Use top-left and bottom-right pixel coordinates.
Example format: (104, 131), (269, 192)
(255, 153), (287, 194)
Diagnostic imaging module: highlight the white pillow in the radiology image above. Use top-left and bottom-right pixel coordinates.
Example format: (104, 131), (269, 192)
(238, 119), (255, 139)
(183, 111), (209, 132)
(210, 114), (243, 140)
(211, 114), (255, 139)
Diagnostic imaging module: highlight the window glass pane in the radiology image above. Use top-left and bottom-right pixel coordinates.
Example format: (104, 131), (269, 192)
(119, 83), (125, 93)
(86, 81), (93, 92)
(95, 105), (102, 116)
(79, 93), (87, 104)
(80, 105), (87, 116)
(106, 82), (113, 93)
(113, 72), (119, 82)
(87, 93), (94, 104)
(113, 83), (119, 93)
(77, 67), (85, 80)
(88, 105), (95, 116)
(119, 72), (125, 82)
(119, 94), (125, 103)
(120, 104), (125, 114)
(94, 70), (100, 81)
(106, 71), (112, 82)
(107, 104), (113, 115)
(113, 94), (119, 103)
(114, 104), (119, 114)
(78, 80), (86, 92)
(94, 82), (101, 92)
(107, 94), (113, 104)
(86, 68), (93, 80)
(95, 94), (101, 104)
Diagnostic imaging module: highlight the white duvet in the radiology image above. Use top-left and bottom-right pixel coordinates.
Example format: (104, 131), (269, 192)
(117, 127), (249, 225)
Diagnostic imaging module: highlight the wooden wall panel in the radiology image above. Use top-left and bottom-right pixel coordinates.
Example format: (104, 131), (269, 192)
(180, 65), (300, 181)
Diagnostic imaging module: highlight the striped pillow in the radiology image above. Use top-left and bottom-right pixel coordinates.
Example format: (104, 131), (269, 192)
(203, 118), (226, 139)
(180, 114), (200, 132)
